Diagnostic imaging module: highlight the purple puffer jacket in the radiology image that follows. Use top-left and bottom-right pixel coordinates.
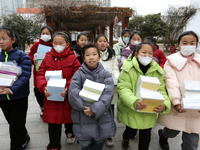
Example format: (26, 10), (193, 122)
(68, 62), (116, 140)
(118, 44), (137, 70)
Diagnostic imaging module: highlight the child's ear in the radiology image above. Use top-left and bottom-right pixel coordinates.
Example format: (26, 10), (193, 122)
(177, 44), (181, 51)
(12, 38), (16, 45)
(134, 52), (138, 58)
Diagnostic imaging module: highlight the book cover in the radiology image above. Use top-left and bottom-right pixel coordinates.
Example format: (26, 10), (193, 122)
(37, 44), (51, 53)
(79, 79), (105, 103)
(47, 79), (66, 101)
(136, 75), (160, 93)
(136, 90), (165, 113)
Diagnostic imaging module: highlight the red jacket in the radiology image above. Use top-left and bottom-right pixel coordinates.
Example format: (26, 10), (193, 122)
(28, 39), (52, 87)
(154, 49), (166, 68)
(36, 47), (81, 124)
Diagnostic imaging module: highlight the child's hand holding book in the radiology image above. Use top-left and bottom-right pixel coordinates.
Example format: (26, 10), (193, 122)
(136, 101), (147, 110)
(84, 106), (94, 117)
(153, 104), (165, 113)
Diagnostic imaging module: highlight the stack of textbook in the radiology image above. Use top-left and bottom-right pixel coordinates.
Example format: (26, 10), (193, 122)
(136, 75), (165, 113)
(34, 44), (51, 71)
(45, 70), (66, 101)
(79, 79), (105, 103)
(0, 62), (21, 87)
(181, 80), (200, 110)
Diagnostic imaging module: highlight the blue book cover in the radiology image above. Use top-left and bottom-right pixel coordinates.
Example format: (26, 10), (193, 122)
(37, 44), (51, 53)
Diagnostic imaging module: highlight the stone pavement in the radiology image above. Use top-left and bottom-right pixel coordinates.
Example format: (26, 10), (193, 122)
(0, 76), (199, 150)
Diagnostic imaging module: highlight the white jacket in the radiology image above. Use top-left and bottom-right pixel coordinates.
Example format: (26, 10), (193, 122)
(99, 49), (119, 85)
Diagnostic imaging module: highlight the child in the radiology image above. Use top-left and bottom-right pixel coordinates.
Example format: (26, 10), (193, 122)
(94, 34), (119, 146)
(118, 31), (143, 70)
(36, 32), (81, 150)
(113, 28), (131, 62)
(0, 27), (32, 150)
(71, 32), (89, 64)
(158, 31), (200, 150)
(68, 43), (116, 150)
(29, 26), (53, 117)
(143, 36), (166, 68)
(117, 42), (171, 150)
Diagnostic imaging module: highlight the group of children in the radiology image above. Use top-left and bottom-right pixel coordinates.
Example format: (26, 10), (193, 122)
(0, 25), (200, 150)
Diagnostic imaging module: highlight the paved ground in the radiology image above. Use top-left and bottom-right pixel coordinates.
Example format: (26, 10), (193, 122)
(0, 75), (199, 150)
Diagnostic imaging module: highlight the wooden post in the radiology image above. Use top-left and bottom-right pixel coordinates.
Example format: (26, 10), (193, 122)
(90, 31), (94, 43)
(44, 6), (53, 29)
(122, 17), (129, 29)
(109, 23), (113, 48)
(102, 27), (105, 35)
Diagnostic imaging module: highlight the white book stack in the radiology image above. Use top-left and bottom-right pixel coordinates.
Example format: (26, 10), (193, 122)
(45, 70), (62, 81)
(47, 79), (66, 101)
(45, 70), (66, 101)
(79, 79), (105, 103)
(181, 80), (200, 110)
(136, 75), (160, 93)
(136, 75), (164, 113)
(0, 77), (15, 87)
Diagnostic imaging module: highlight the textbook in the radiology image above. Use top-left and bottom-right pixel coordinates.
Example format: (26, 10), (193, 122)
(182, 98), (200, 110)
(180, 80), (200, 98)
(79, 79), (105, 103)
(45, 70), (62, 81)
(37, 44), (51, 53)
(34, 44), (51, 71)
(136, 90), (165, 113)
(34, 53), (46, 71)
(0, 77), (15, 87)
(47, 79), (66, 101)
(136, 75), (160, 94)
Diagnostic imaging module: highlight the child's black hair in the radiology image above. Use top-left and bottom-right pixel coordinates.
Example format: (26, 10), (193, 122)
(82, 43), (100, 58)
(178, 31), (199, 45)
(52, 32), (71, 46)
(0, 27), (18, 48)
(143, 36), (156, 46)
(127, 31), (143, 45)
(121, 28), (131, 37)
(77, 32), (89, 41)
(94, 34), (115, 61)
(40, 25), (53, 36)
(131, 42), (154, 59)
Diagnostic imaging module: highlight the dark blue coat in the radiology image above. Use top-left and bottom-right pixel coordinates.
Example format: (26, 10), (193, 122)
(0, 48), (32, 101)
(68, 62), (116, 140)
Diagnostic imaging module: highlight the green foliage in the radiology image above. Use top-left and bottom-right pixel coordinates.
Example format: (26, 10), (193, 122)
(128, 14), (168, 38)
(2, 14), (40, 51)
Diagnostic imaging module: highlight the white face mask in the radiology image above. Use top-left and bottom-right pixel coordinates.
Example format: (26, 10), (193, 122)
(180, 45), (196, 56)
(131, 41), (141, 45)
(138, 55), (152, 66)
(123, 37), (129, 44)
(41, 35), (51, 42)
(54, 45), (66, 53)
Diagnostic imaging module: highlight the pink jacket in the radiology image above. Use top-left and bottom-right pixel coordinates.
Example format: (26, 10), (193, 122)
(158, 52), (200, 134)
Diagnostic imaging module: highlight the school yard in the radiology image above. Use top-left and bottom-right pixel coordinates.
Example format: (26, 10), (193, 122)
(0, 48), (199, 149)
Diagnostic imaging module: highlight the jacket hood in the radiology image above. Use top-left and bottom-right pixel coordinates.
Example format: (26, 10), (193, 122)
(79, 62), (104, 75)
(118, 37), (126, 47)
(121, 57), (165, 75)
(167, 51), (200, 71)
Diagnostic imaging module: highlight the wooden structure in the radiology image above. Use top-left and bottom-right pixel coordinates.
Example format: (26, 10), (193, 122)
(44, 5), (132, 47)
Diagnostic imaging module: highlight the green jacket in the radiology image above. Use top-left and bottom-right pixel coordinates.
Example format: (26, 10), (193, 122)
(117, 57), (171, 129)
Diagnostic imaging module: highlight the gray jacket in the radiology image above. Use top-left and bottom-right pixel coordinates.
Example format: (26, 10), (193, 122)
(68, 62), (116, 140)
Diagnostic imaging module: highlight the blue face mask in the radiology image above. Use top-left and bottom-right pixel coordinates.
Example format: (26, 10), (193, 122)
(123, 37), (129, 44)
